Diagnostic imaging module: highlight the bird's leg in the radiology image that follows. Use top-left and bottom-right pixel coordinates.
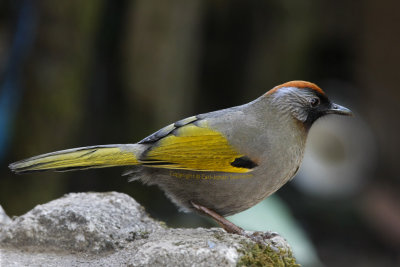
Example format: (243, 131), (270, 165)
(190, 201), (278, 244)
(190, 201), (245, 235)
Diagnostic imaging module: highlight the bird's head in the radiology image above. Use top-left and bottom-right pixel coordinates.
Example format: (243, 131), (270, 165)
(266, 81), (352, 129)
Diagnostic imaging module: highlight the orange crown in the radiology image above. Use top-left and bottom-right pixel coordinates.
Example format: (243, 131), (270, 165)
(266, 81), (325, 95)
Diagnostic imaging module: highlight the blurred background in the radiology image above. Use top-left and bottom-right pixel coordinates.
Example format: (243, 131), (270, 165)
(1, 0), (399, 266)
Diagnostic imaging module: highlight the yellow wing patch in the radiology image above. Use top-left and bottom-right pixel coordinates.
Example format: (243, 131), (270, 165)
(144, 124), (250, 173)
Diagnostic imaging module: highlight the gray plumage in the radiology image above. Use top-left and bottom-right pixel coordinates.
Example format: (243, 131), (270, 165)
(9, 81), (352, 218)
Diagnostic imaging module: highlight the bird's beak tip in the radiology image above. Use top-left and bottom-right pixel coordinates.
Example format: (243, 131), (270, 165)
(329, 103), (353, 116)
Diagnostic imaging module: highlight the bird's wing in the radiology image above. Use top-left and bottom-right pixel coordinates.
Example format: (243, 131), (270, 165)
(138, 116), (257, 173)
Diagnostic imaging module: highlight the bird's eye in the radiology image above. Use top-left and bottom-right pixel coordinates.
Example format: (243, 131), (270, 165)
(310, 97), (320, 107)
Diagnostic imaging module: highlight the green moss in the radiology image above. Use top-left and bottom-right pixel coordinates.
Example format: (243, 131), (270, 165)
(238, 243), (300, 267)
(172, 241), (185, 246)
(158, 221), (168, 229)
(126, 231), (150, 242)
(212, 232), (226, 242)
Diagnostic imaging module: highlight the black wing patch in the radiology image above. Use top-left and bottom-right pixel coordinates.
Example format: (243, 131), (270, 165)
(230, 156), (258, 169)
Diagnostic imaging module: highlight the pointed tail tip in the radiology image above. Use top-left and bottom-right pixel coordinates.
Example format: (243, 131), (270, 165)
(9, 162), (18, 172)
(8, 162), (31, 174)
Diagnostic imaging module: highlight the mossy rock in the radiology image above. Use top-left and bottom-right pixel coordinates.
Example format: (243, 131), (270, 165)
(238, 243), (300, 267)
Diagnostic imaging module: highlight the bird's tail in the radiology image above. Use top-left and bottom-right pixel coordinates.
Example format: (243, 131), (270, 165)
(9, 144), (141, 174)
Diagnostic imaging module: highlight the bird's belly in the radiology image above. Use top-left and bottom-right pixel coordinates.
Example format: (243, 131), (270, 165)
(148, 163), (299, 216)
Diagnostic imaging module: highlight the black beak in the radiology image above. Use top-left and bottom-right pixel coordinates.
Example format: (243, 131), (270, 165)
(326, 103), (353, 116)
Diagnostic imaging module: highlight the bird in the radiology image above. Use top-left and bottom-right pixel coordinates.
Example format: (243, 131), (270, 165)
(9, 80), (352, 236)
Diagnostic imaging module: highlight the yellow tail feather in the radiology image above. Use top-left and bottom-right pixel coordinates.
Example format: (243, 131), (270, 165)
(9, 145), (139, 174)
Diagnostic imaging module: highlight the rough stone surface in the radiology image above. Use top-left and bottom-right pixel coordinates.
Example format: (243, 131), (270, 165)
(0, 205), (12, 228)
(0, 192), (162, 254)
(0, 192), (298, 266)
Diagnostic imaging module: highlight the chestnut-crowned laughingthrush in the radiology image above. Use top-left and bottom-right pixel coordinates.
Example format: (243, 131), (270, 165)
(9, 81), (352, 235)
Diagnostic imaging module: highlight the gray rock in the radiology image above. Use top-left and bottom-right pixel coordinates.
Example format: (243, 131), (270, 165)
(0, 192), (162, 253)
(0, 205), (12, 228)
(0, 192), (299, 266)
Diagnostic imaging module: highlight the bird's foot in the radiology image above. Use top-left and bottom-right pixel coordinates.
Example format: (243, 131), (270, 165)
(190, 201), (279, 244)
(244, 231), (279, 244)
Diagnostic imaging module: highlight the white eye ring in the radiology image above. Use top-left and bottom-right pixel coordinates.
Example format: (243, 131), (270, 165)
(310, 97), (320, 107)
